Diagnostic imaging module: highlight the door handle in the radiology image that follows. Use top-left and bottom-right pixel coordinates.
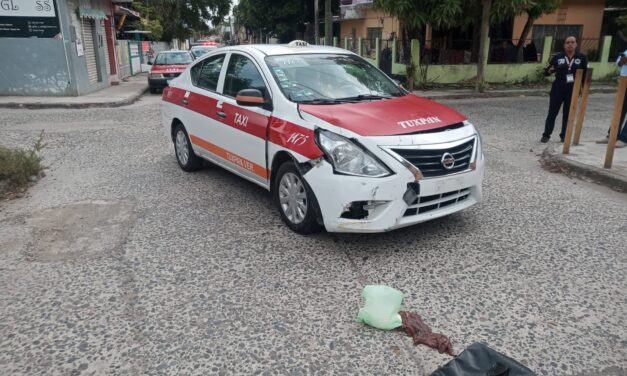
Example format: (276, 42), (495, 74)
(180, 99), (188, 105)
(216, 111), (226, 119)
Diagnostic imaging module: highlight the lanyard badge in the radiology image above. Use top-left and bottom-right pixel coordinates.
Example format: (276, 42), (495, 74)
(565, 56), (576, 83)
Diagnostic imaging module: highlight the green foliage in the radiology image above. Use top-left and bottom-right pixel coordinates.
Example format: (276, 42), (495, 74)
(234, 0), (307, 42)
(374, 0), (561, 31)
(141, 18), (163, 41)
(373, 0), (472, 30)
(131, 0), (230, 41)
(616, 15), (627, 36)
(0, 131), (45, 198)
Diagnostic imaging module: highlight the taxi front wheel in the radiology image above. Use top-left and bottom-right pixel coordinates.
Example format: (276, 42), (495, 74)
(173, 124), (202, 172)
(273, 162), (322, 234)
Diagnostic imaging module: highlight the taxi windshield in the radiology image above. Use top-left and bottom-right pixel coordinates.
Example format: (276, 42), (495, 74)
(154, 52), (193, 65)
(265, 54), (405, 103)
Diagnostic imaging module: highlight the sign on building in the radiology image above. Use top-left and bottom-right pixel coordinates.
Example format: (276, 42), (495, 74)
(0, 0), (61, 38)
(340, 0), (372, 20)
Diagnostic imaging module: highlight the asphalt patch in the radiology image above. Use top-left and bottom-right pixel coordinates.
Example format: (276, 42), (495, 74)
(24, 200), (137, 261)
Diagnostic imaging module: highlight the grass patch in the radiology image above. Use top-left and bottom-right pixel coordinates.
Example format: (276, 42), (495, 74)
(0, 131), (46, 198)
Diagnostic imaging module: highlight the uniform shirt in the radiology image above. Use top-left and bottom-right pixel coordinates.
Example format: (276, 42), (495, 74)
(617, 49), (627, 76)
(544, 52), (588, 85)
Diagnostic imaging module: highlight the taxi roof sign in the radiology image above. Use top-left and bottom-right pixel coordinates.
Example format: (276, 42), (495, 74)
(287, 40), (309, 47)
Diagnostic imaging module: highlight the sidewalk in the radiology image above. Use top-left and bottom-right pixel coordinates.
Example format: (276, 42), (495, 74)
(541, 142), (627, 192)
(414, 84), (617, 100)
(0, 74), (148, 109)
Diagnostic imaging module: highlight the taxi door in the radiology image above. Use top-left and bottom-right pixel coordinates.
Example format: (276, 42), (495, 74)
(181, 53), (228, 163)
(211, 52), (273, 187)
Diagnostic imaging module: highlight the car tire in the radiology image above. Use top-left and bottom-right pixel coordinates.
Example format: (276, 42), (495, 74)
(173, 123), (202, 172)
(273, 161), (322, 234)
(149, 87), (158, 94)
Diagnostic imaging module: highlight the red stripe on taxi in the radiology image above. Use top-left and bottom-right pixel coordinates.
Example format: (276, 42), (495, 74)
(164, 86), (323, 160)
(268, 117), (324, 160)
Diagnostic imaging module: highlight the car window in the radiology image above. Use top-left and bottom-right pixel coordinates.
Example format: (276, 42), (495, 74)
(264, 54), (404, 102)
(223, 54), (267, 98)
(154, 52), (193, 65)
(191, 54), (225, 91)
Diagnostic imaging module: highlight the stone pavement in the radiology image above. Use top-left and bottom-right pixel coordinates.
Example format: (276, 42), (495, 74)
(542, 141), (627, 192)
(0, 74), (148, 109)
(1, 92), (625, 375)
(415, 84), (617, 100)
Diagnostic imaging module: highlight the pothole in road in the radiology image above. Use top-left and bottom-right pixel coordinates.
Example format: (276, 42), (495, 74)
(24, 200), (137, 261)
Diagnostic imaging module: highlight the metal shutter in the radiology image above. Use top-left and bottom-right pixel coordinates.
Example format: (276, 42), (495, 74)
(103, 29), (111, 75)
(81, 18), (98, 83)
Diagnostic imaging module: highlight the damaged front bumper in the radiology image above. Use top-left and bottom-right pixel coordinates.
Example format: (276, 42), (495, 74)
(303, 156), (484, 233)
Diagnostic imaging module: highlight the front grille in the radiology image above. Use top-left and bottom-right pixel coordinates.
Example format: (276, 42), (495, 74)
(163, 73), (181, 78)
(403, 188), (471, 217)
(391, 138), (475, 178)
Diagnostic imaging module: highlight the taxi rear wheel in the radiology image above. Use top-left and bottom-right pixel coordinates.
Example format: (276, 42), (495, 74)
(273, 162), (322, 234)
(173, 124), (202, 172)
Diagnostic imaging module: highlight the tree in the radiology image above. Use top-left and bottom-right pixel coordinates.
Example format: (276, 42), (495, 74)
(325, 0), (332, 45)
(375, 0), (478, 88)
(129, 1), (163, 41)
(476, 0), (491, 92)
(234, 0), (307, 43)
(492, 0), (561, 62)
(375, 0), (557, 91)
(131, 0), (230, 41)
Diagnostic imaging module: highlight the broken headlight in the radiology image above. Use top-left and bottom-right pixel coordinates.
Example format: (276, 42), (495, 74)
(315, 130), (392, 177)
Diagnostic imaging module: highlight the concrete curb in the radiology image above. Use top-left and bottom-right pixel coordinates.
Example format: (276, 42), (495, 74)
(418, 87), (616, 100)
(540, 146), (627, 193)
(0, 87), (148, 110)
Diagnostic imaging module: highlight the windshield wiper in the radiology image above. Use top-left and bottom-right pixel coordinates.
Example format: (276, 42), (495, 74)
(296, 98), (357, 105)
(337, 94), (394, 101)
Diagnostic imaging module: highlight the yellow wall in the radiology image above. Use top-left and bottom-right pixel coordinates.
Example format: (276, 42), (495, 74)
(513, 0), (605, 42)
(339, 8), (400, 40)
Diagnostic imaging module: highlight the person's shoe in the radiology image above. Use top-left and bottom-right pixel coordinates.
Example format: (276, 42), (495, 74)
(560, 136), (565, 143)
(615, 140), (626, 148)
(541, 135), (550, 143)
(596, 137), (609, 144)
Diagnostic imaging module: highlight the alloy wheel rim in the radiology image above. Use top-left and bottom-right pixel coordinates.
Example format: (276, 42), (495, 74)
(278, 172), (307, 224)
(175, 130), (189, 165)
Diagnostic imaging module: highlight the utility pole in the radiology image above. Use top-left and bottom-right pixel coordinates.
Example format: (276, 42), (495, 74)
(324, 0), (332, 46)
(314, 0), (319, 45)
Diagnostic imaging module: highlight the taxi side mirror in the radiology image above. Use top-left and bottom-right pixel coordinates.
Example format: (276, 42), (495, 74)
(235, 88), (267, 107)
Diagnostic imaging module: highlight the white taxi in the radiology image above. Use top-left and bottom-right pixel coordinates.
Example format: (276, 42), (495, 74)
(161, 41), (484, 234)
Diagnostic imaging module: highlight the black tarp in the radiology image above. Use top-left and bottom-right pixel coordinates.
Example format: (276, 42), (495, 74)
(431, 342), (537, 376)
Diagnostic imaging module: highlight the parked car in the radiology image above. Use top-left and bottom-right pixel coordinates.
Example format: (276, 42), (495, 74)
(147, 51), (194, 94)
(190, 45), (218, 59)
(160, 41), (484, 234)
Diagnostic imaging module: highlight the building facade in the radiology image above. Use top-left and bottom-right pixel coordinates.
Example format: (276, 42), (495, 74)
(0, 0), (118, 96)
(340, 0), (605, 53)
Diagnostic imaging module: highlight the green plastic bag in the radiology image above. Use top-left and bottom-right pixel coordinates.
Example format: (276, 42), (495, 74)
(356, 285), (404, 330)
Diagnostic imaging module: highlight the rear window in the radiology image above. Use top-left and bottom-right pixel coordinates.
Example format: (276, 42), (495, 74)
(155, 52), (193, 65)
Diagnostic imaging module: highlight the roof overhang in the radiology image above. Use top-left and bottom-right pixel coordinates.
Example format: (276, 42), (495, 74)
(79, 7), (108, 20)
(114, 5), (141, 18)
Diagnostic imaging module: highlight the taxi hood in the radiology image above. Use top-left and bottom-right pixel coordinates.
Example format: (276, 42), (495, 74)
(298, 94), (466, 136)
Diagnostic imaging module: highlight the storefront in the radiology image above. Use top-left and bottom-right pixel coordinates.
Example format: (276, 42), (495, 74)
(0, 0), (117, 96)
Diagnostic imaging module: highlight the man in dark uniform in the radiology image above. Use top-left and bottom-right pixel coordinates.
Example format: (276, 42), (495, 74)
(541, 36), (588, 143)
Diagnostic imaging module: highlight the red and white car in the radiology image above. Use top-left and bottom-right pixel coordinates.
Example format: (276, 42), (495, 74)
(148, 51), (194, 94)
(161, 41), (484, 234)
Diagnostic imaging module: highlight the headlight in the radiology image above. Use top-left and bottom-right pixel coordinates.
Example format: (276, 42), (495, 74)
(149, 73), (164, 79)
(315, 130), (392, 177)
